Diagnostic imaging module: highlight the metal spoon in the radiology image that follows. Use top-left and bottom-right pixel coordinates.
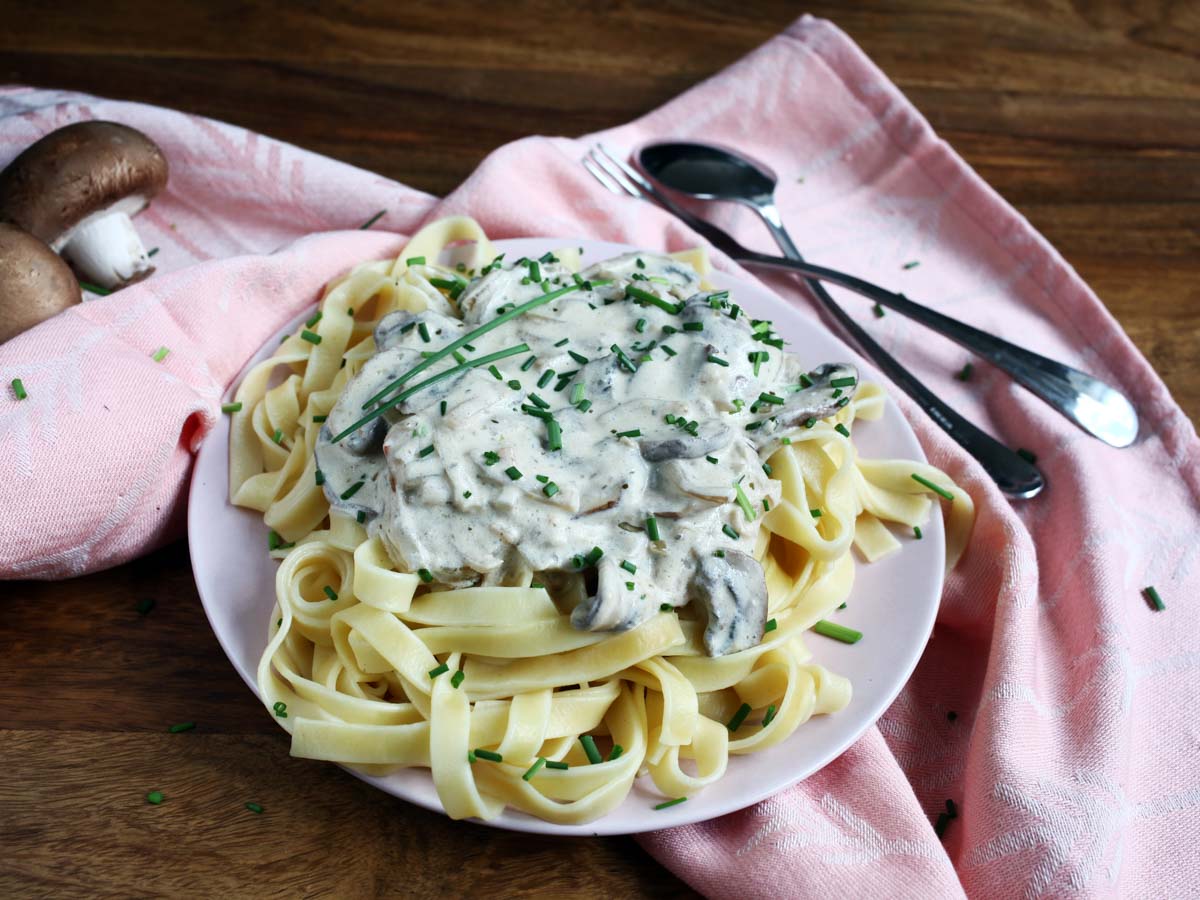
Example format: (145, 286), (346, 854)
(638, 141), (1139, 454)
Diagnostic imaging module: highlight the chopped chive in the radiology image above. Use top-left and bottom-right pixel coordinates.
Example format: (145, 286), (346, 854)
(356, 511), (366, 523)
(729, 304), (741, 319)
(273, 701), (288, 718)
(682, 322), (703, 332)
(758, 392), (784, 406)
(522, 758), (547, 781)
(168, 722), (196, 733)
(505, 465), (523, 480)
(873, 302), (885, 318)
(306, 310), (323, 328)
(542, 481), (560, 498)
(934, 812), (952, 838)
(528, 260), (541, 283)
(360, 209), (386, 229)
(440, 400), (447, 416)
(812, 620), (863, 643)
(474, 748), (503, 763)
(584, 546), (604, 566)
(707, 354), (729, 367)
(148, 247), (160, 257)
(271, 428), (284, 445)
(570, 382), (585, 405)
(645, 516), (660, 541)
(546, 759), (569, 770)
(608, 744), (624, 761)
(462, 491), (472, 499)
(340, 480), (365, 500)
(221, 401), (242, 413)
(661, 344), (677, 357)
(654, 797), (687, 811)
(136, 598), (155, 615)
(636, 258), (645, 269)
(727, 702), (752, 732)
(152, 346), (170, 362)
(323, 585), (338, 601)
(835, 423), (851, 437)
(625, 581), (635, 591)
(529, 393), (550, 409)
(467, 750), (476, 763)
(546, 419), (563, 451)
(11, 378), (28, 400)
(902, 260), (920, 270)
(611, 343), (638, 372)
(781, 437), (791, 444)
(764, 618), (777, 633)
(145, 791), (165, 805)
(405, 256), (426, 266)
(660, 603), (673, 612)
(911, 473), (954, 501)
(506, 379), (522, 391)
(1144, 586), (1165, 611)
(836, 396), (850, 408)
(620, 560), (637, 575)
(722, 523), (740, 540)
(830, 376), (856, 388)
(762, 462), (773, 477)
(616, 429), (641, 438)
(520, 355), (537, 372)
(554, 338), (570, 347)
(580, 735), (603, 764)
(703, 456), (718, 466)
(244, 802), (264, 814)
(418, 568), (434, 583)
(1017, 447), (1037, 464)
(80, 280), (111, 295)
(428, 662), (449, 679)
(956, 362), (974, 382)
(568, 350), (590, 366)
(451, 670), (465, 688)
(733, 481), (757, 521)
(803, 417), (816, 429)
(575, 399), (592, 413)
(535, 369), (556, 390)
(762, 704), (778, 727)
(635, 318), (647, 333)
(714, 550), (725, 558)
(811, 508), (822, 518)
(914, 525), (923, 539)
(483, 451), (500, 466)
(417, 322), (431, 343)
(488, 364), (503, 380)
(522, 404), (552, 420)
(625, 285), (682, 314)
(418, 444), (435, 458)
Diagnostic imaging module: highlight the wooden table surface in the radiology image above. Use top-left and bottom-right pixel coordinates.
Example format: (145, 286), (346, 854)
(1, 2), (1196, 897)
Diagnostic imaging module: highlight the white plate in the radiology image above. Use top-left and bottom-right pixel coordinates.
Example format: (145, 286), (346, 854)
(189, 237), (944, 836)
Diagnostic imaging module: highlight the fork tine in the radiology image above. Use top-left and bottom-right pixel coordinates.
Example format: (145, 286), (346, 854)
(589, 146), (644, 198)
(582, 156), (625, 196)
(595, 143), (656, 194)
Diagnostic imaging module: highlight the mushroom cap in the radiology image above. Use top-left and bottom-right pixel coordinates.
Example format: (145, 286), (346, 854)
(0, 223), (82, 343)
(0, 121), (168, 246)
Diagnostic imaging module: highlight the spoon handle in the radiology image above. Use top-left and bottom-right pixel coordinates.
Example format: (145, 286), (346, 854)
(740, 248), (1138, 449)
(748, 214), (1044, 498)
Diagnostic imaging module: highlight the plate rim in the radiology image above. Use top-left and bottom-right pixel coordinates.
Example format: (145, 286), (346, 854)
(188, 235), (944, 836)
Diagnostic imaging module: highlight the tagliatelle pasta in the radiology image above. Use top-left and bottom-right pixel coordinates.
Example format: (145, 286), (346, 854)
(229, 216), (974, 824)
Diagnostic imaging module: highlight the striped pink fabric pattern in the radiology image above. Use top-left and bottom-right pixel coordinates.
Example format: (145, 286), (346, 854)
(2, 16), (1196, 898)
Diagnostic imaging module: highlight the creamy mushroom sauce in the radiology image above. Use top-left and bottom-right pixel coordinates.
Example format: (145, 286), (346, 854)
(315, 252), (857, 656)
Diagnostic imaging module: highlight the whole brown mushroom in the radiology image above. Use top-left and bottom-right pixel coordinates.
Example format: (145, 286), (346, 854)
(0, 223), (82, 343)
(0, 121), (168, 290)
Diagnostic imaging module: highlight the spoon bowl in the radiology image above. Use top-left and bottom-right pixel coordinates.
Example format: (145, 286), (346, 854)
(638, 141), (779, 204)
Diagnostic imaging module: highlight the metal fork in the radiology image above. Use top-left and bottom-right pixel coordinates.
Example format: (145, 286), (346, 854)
(584, 143), (1051, 498)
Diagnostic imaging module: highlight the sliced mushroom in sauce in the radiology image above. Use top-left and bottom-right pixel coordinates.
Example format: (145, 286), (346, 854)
(314, 250), (860, 655)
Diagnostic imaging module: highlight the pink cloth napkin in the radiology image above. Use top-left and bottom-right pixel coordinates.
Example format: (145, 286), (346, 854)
(3, 15), (1198, 898)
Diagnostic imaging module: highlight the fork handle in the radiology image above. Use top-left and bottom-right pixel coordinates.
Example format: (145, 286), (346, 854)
(743, 233), (1044, 498)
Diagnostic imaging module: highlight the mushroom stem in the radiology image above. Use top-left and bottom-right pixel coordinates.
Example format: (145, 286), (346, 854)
(60, 208), (154, 290)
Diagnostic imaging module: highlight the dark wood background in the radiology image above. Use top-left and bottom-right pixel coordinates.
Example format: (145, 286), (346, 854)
(1, 2), (1196, 897)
